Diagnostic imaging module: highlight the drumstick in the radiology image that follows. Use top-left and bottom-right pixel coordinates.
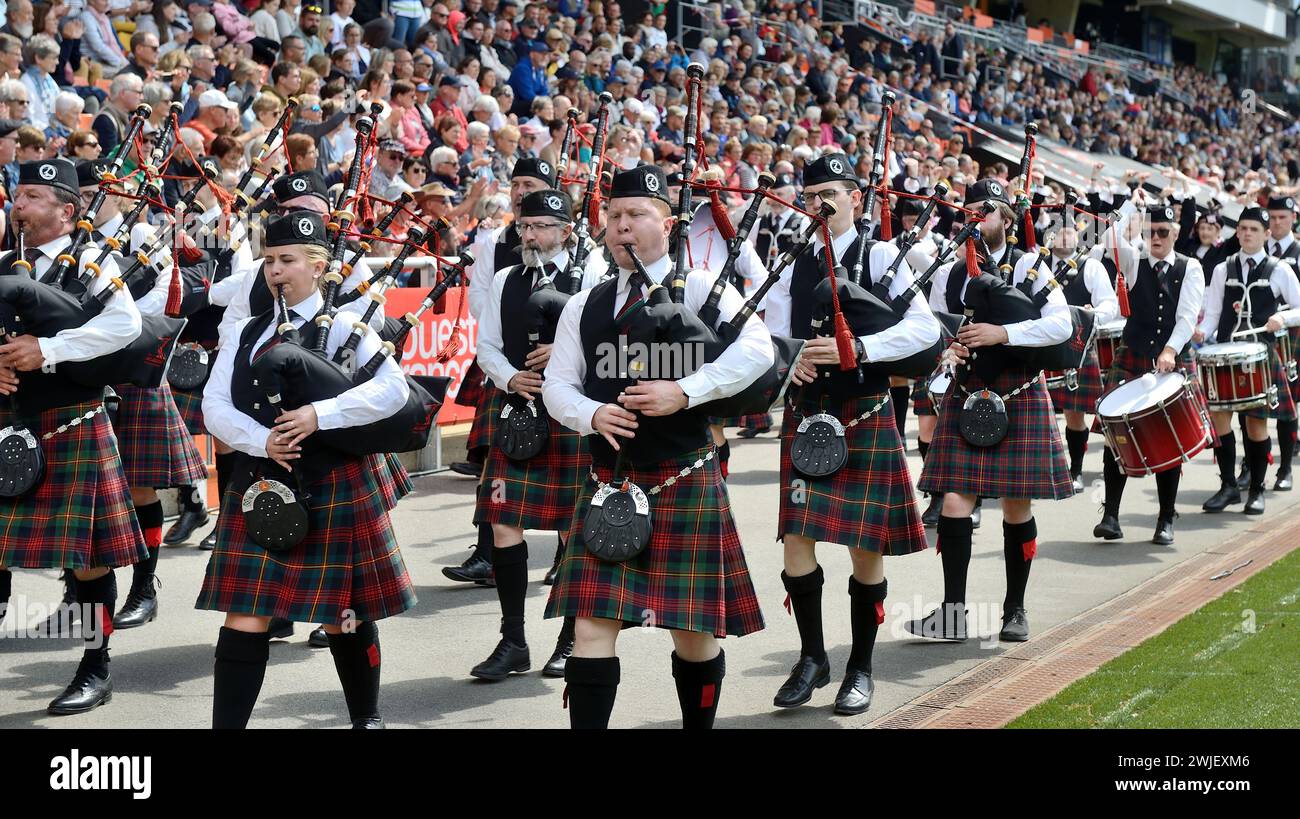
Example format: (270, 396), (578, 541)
(1229, 326), (1283, 340)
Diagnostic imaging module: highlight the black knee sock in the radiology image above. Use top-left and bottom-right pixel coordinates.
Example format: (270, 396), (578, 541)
(671, 650), (726, 729)
(564, 656), (620, 729)
(1246, 436), (1271, 492)
(326, 621), (381, 723)
(781, 566), (825, 662)
(212, 627), (270, 729)
(891, 385), (910, 442)
(492, 541), (529, 645)
(1155, 469), (1180, 520)
(0, 568), (10, 619)
(917, 438), (930, 461)
(1065, 427), (1089, 478)
(847, 577), (887, 674)
(472, 487), (493, 562)
(1002, 518), (1036, 615)
(177, 484), (203, 512)
(214, 451), (236, 500)
(1216, 430), (1237, 486)
(937, 515), (973, 605)
(75, 571), (116, 676)
(1103, 447), (1127, 517)
(132, 501), (164, 590)
(1279, 419), (1297, 473)
(558, 615), (575, 643)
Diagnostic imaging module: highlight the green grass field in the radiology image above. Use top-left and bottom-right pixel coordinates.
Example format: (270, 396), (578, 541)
(1009, 548), (1300, 728)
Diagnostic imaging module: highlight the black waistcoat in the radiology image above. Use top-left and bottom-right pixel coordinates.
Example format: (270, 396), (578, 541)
(249, 260), (273, 318)
(1217, 256), (1278, 342)
(1060, 257), (1091, 307)
(1123, 255), (1188, 358)
(494, 223), (522, 271)
(578, 278), (708, 467)
(499, 265), (535, 370)
(943, 244), (1024, 314)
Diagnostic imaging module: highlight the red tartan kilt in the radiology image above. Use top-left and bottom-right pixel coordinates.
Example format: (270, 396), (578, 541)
(110, 383), (209, 489)
(709, 412), (774, 429)
(466, 388), (504, 454)
(911, 378), (936, 416)
(778, 393), (928, 555)
(0, 400), (146, 570)
(196, 457), (416, 624)
(918, 370), (1074, 500)
(1289, 326), (1300, 403)
(369, 453), (413, 512)
(545, 446), (765, 637)
(474, 418), (585, 533)
(171, 383), (205, 436)
(1047, 351), (1105, 414)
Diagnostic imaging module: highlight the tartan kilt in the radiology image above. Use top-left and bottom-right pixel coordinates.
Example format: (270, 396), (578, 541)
(473, 417), (585, 533)
(466, 388), (504, 455)
(911, 377), (936, 416)
(196, 457), (416, 624)
(369, 452), (413, 512)
(918, 370), (1075, 500)
(545, 445), (764, 637)
(777, 393), (928, 555)
(110, 383), (209, 489)
(709, 412), (774, 429)
(171, 383), (205, 436)
(0, 400), (146, 570)
(1047, 350), (1105, 414)
(1290, 326), (1300, 403)
(1242, 347), (1297, 421)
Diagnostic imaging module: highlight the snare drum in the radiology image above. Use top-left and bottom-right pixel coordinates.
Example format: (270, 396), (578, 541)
(927, 370), (953, 411)
(1096, 371), (1213, 476)
(1274, 329), (1298, 382)
(1095, 319), (1125, 372)
(1197, 341), (1273, 411)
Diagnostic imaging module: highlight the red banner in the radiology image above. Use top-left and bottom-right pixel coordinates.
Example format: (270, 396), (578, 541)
(385, 286), (478, 425)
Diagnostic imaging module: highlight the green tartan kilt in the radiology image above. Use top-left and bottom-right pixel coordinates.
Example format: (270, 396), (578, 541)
(110, 383), (209, 489)
(195, 455), (416, 624)
(777, 392), (928, 555)
(918, 369), (1075, 500)
(473, 417), (585, 534)
(466, 388), (504, 454)
(0, 400), (146, 570)
(545, 445), (765, 637)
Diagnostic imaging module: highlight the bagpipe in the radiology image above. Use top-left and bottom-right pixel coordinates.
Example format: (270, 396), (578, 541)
(1004, 122), (1038, 250)
(571, 93), (614, 277)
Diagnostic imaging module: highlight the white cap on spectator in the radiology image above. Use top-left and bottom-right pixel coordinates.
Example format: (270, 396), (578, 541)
(198, 89), (228, 109)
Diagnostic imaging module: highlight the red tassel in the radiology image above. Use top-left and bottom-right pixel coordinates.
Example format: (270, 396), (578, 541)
(1115, 269), (1131, 317)
(710, 190), (736, 241)
(879, 191), (892, 241)
(165, 253), (182, 317)
(699, 683), (716, 709)
(874, 600), (886, 626)
(1023, 209), (1036, 250)
(834, 313), (856, 371)
(367, 643), (381, 668)
(783, 593), (792, 615)
(1022, 538), (1038, 562)
(965, 236), (979, 277)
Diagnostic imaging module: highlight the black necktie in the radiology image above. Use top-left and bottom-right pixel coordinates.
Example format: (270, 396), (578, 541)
(1272, 242), (1283, 258)
(1247, 257), (1258, 276)
(1154, 260), (1168, 279)
(616, 268), (648, 323)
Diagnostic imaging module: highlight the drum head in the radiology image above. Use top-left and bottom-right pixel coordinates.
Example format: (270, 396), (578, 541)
(1098, 319), (1126, 339)
(1199, 341), (1267, 362)
(1097, 372), (1184, 416)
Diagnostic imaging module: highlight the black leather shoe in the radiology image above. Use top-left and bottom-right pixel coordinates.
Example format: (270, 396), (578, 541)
(1093, 513), (1123, 540)
(772, 654), (831, 708)
(833, 669), (874, 715)
(442, 552), (495, 586)
(970, 500), (982, 530)
(112, 576), (159, 629)
(543, 544), (563, 586)
(921, 494), (942, 527)
(1274, 470), (1293, 491)
(1236, 462), (1251, 491)
(352, 717), (385, 729)
(198, 530), (217, 551)
(999, 608), (1030, 642)
(47, 663), (112, 715)
(1244, 489), (1265, 515)
(308, 626), (329, 648)
(163, 505), (209, 545)
(1202, 483), (1241, 513)
(449, 461), (480, 477)
(904, 603), (967, 641)
(470, 639), (531, 680)
(737, 426), (770, 439)
(268, 617), (294, 639)
(1071, 475), (1085, 494)
(542, 635), (573, 677)
(1152, 516), (1175, 545)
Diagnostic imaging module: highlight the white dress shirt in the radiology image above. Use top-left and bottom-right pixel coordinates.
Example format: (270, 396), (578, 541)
(203, 289), (409, 459)
(1269, 233), (1298, 261)
(684, 205), (766, 299)
(23, 235), (141, 366)
(1012, 251), (1119, 326)
(930, 240), (1073, 347)
(477, 247), (604, 396)
(1199, 250), (1300, 342)
(468, 223), (512, 321)
(1116, 242), (1205, 354)
(542, 252), (774, 438)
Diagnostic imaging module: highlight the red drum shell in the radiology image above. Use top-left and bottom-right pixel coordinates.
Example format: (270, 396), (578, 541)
(1096, 372), (1213, 477)
(1197, 342), (1270, 412)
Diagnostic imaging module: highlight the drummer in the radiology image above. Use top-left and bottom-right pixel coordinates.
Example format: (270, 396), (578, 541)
(1015, 198), (1119, 493)
(1095, 204), (1205, 545)
(1195, 206), (1300, 515)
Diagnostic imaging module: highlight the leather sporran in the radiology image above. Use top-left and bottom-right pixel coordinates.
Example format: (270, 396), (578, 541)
(958, 390), (1009, 447)
(167, 342), (211, 390)
(495, 397), (549, 461)
(581, 480), (652, 563)
(0, 424), (45, 497)
(790, 412), (849, 478)
(241, 478), (309, 552)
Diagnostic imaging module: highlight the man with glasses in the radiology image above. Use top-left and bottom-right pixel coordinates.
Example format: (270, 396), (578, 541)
(91, 74), (144, 158)
(124, 31), (161, 82)
(0, 79), (30, 123)
(470, 188), (600, 681)
(293, 5), (328, 61)
(492, 19), (518, 72)
(371, 139), (412, 201)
